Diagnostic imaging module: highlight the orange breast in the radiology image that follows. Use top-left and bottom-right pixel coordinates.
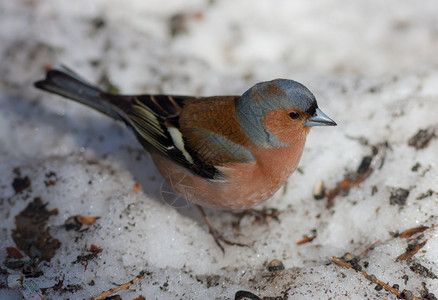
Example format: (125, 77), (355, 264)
(150, 134), (307, 210)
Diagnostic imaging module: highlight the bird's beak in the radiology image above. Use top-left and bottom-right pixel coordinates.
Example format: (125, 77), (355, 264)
(305, 108), (337, 127)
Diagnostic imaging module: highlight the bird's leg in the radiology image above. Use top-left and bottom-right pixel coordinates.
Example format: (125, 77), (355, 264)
(196, 205), (248, 253)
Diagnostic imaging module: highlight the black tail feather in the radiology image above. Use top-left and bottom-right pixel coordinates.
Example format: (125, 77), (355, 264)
(34, 66), (120, 119)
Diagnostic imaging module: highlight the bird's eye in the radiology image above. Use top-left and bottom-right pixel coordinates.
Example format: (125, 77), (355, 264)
(289, 112), (300, 120)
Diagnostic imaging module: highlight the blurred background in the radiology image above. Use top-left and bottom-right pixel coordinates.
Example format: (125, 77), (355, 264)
(1, 0), (437, 96)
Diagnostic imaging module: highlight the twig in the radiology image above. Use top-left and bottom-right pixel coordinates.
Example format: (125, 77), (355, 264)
(399, 226), (429, 238)
(330, 257), (422, 299)
(358, 240), (380, 257)
(87, 272), (145, 300)
(396, 240), (427, 261)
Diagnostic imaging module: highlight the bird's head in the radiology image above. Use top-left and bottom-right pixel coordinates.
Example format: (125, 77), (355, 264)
(236, 79), (336, 148)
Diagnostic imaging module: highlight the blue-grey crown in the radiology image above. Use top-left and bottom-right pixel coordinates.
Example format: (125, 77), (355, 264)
(235, 79), (317, 148)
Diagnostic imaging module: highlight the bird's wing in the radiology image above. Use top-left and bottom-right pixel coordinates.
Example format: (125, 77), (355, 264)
(177, 96), (255, 177)
(110, 94), (254, 180)
(34, 66), (253, 180)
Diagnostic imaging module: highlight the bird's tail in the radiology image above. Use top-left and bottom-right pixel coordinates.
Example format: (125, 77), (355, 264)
(34, 66), (120, 119)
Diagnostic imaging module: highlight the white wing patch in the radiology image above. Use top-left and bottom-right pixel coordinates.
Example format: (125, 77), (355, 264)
(167, 126), (194, 164)
(129, 102), (168, 152)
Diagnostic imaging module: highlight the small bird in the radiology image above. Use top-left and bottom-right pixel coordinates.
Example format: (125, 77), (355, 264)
(35, 66), (336, 249)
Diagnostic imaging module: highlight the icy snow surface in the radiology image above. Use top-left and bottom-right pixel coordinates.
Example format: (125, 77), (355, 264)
(1, 0), (438, 299)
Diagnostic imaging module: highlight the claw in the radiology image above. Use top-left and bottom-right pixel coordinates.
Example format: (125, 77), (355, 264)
(197, 205), (248, 253)
(232, 207), (281, 230)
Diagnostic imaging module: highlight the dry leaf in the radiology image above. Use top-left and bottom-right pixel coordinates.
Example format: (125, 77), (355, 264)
(76, 216), (100, 226)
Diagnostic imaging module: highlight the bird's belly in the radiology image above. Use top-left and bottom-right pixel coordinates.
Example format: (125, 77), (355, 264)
(152, 152), (298, 210)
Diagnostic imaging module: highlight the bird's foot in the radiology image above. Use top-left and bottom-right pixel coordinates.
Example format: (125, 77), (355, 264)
(197, 205), (248, 253)
(232, 207), (281, 230)
(246, 207), (281, 223)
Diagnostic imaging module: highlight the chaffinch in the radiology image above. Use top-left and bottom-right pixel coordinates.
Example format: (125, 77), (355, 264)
(34, 66), (336, 211)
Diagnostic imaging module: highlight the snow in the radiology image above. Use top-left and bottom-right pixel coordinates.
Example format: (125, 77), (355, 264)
(1, 0), (438, 299)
